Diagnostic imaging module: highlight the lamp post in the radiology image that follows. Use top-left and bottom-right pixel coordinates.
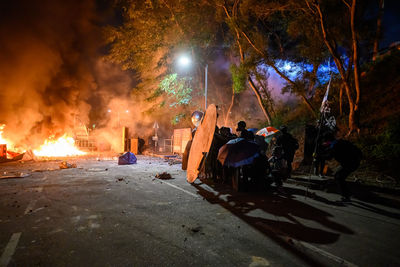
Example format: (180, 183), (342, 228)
(178, 55), (208, 110)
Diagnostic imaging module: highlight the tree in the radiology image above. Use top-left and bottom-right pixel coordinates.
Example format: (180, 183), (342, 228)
(304, 0), (364, 135)
(105, 0), (220, 124)
(372, 0), (384, 61)
(216, 0), (324, 119)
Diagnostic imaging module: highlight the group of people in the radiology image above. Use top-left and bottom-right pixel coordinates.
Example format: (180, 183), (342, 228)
(222, 120), (362, 202)
(186, 108), (362, 201)
(235, 121), (299, 189)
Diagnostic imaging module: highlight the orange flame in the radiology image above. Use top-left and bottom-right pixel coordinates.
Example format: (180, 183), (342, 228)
(0, 124), (8, 145)
(33, 134), (86, 157)
(0, 124), (18, 151)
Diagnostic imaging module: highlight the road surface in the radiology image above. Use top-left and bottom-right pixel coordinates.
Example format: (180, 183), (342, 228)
(1, 156), (399, 266)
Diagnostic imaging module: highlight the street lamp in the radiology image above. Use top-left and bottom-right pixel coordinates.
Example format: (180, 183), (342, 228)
(178, 55), (208, 110)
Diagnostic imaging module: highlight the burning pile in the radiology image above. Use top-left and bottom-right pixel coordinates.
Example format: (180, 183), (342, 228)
(1, 124), (85, 159)
(33, 134), (86, 157)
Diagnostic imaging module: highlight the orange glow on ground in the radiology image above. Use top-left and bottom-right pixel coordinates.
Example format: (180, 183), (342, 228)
(33, 134), (86, 157)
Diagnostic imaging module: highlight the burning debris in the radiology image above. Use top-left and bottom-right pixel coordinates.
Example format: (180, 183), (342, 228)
(1, 124), (86, 160)
(33, 134), (86, 157)
(59, 161), (77, 169)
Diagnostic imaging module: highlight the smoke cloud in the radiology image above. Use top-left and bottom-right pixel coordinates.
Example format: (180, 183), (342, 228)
(0, 0), (139, 149)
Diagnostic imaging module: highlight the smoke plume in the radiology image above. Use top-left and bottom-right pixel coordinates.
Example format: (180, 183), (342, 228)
(0, 0), (137, 149)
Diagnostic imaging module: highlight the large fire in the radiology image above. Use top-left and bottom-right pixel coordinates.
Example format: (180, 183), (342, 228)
(33, 134), (86, 157)
(0, 124), (8, 145)
(1, 124), (86, 158)
(0, 124), (20, 153)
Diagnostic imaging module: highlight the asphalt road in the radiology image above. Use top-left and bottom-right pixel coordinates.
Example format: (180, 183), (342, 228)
(1, 156), (400, 266)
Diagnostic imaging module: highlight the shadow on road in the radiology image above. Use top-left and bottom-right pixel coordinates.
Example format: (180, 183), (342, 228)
(192, 179), (355, 267)
(291, 177), (400, 218)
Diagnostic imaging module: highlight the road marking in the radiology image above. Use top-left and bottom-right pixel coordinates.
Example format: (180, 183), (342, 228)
(24, 200), (37, 215)
(298, 241), (358, 267)
(0, 232), (21, 267)
(161, 181), (199, 198)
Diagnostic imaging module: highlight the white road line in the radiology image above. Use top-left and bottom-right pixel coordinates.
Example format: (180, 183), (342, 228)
(0, 232), (21, 267)
(24, 200), (37, 215)
(298, 241), (358, 267)
(161, 181), (200, 198)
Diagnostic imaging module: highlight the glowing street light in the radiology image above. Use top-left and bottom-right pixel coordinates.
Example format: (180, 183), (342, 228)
(178, 55), (208, 110)
(178, 55), (191, 67)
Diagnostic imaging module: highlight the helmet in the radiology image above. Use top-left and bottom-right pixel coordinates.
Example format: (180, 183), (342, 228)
(279, 125), (287, 133)
(236, 120), (246, 131)
(191, 111), (204, 127)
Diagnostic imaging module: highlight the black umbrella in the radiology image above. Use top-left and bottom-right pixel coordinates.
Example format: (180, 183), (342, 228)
(217, 138), (259, 168)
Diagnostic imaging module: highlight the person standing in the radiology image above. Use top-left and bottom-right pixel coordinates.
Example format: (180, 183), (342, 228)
(276, 125), (299, 178)
(236, 121), (254, 140)
(321, 133), (362, 202)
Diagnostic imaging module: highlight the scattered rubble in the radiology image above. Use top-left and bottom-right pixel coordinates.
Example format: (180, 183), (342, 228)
(87, 168), (108, 172)
(163, 155), (182, 165)
(0, 172), (29, 179)
(59, 161), (77, 169)
(116, 177), (129, 184)
(155, 172), (172, 180)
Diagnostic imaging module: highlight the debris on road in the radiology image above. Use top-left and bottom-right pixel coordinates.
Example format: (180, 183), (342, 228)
(0, 172), (29, 179)
(163, 155), (182, 165)
(59, 161), (77, 169)
(190, 226), (201, 233)
(155, 172), (172, 180)
(188, 226), (205, 235)
(116, 177), (129, 184)
(87, 168), (108, 172)
(33, 168), (57, 172)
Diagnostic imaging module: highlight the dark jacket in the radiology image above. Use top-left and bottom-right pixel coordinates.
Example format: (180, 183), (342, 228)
(276, 132), (299, 161)
(325, 139), (362, 169)
(239, 129), (254, 140)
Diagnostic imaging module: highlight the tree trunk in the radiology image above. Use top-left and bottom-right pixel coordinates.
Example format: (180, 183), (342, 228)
(234, 19), (271, 123)
(225, 89), (235, 126)
(350, 0), (361, 112)
(313, 1), (359, 134)
(239, 30), (317, 118)
(248, 77), (272, 125)
(339, 83), (344, 115)
(350, 0), (361, 134)
(373, 0), (384, 61)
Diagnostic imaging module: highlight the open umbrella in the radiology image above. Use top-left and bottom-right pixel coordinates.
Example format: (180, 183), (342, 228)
(256, 126), (280, 137)
(217, 138), (259, 168)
